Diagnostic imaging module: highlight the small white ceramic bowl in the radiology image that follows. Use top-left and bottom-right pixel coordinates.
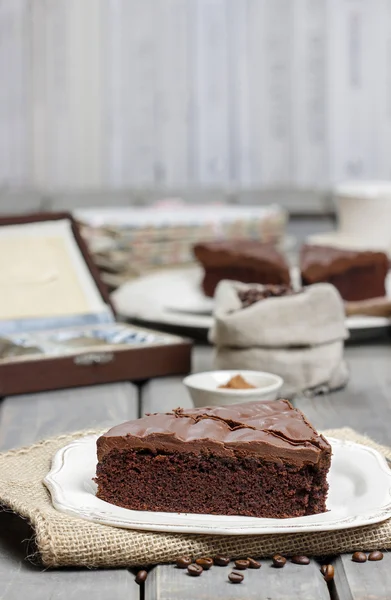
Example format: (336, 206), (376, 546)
(183, 370), (284, 408)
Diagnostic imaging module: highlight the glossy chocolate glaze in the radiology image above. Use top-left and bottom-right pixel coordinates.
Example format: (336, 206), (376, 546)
(300, 244), (388, 282)
(97, 400), (331, 466)
(193, 240), (290, 275)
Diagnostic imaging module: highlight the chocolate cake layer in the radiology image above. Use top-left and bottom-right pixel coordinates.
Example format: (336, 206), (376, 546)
(300, 244), (388, 301)
(193, 240), (291, 297)
(96, 401), (331, 518)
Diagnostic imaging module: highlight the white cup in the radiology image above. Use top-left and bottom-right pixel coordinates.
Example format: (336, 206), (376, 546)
(334, 181), (391, 251)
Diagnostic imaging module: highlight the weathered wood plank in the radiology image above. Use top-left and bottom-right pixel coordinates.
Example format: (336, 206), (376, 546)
(0, 382), (139, 450)
(0, 382), (141, 599)
(140, 343), (212, 415)
(295, 342), (391, 446)
(141, 376), (194, 416)
(143, 341), (391, 600)
(191, 343), (215, 373)
(141, 343), (332, 599)
(0, 188), (334, 215)
(0, 191), (43, 214)
(333, 553), (391, 600)
(145, 560), (330, 600)
(0, 511), (137, 600)
(295, 342), (391, 599)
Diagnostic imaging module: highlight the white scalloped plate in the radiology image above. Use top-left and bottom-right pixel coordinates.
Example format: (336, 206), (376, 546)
(112, 266), (391, 333)
(43, 436), (391, 535)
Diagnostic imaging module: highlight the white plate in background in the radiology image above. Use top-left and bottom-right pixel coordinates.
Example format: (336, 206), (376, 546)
(112, 266), (391, 333)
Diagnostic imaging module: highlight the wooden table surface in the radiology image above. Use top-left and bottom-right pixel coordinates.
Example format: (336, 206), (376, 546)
(0, 340), (391, 599)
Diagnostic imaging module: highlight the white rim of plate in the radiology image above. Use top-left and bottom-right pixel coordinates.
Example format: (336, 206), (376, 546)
(43, 435), (391, 535)
(112, 265), (391, 333)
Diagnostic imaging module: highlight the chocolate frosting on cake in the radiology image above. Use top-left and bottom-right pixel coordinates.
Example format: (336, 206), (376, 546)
(300, 244), (388, 282)
(193, 240), (289, 273)
(97, 400), (330, 466)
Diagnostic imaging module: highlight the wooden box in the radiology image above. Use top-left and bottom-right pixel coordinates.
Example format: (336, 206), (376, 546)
(0, 212), (192, 396)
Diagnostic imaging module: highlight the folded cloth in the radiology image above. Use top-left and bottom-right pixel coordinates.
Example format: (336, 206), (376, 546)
(0, 427), (389, 567)
(214, 342), (349, 397)
(210, 281), (348, 348)
(209, 281), (349, 395)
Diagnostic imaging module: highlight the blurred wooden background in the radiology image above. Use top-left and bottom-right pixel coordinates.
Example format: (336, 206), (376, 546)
(0, 0), (390, 194)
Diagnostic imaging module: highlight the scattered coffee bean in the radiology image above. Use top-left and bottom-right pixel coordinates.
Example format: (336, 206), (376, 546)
(234, 559), (250, 570)
(247, 557), (261, 569)
(176, 556), (192, 569)
(323, 565), (334, 582)
(291, 555), (310, 565)
(195, 557), (213, 570)
(320, 564), (328, 576)
(214, 555), (230, 566)
(228, 571), (244, 584)
(352, 552), (367, 563)
(272, 554), (287, 568)
(135, 570), (148, 584)
(187, 564), (203, 577)
(368, 550), (383, 561)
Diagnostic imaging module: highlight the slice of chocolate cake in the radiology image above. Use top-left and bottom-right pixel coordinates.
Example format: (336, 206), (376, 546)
(95, 400), (331, 519)
(300, 244), (388, 301)
(193, 240), (291, 297)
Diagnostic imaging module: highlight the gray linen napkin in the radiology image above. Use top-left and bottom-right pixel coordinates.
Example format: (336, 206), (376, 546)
(209, 281), (349, 395)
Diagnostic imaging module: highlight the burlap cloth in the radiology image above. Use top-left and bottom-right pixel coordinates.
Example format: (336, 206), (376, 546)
(0, 427), (390, 568)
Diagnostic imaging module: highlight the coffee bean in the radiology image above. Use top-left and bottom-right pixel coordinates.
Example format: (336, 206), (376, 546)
(228, 571), (244, 584)
(187, 564), (203, 576)
(195, 557), (213, 570)
(368, 550), (383, 561)
(176, 556), (192, 569)
(214, 555), (230, 566)
(247, 557), (261, 569)
(291, 555), (310, 565)
(234, 559), (250, 570)
(238, 285), (295, 308)
(135, 570), (148, 584)
(352, 552), (367, 563)
(272, 554), (287, 568)
(323, 565), (334, 582)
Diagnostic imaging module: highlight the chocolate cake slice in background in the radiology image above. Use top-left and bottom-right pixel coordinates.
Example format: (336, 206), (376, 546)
(95, 400), (331, 519)
(193, 240), (291, 297)
(300, 244), (388, 301)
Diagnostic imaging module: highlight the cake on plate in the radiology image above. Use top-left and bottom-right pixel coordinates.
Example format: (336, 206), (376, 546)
(300, 244), (388, 301)
(193, 240), (291, 297)
(95, 400), (331, 519)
